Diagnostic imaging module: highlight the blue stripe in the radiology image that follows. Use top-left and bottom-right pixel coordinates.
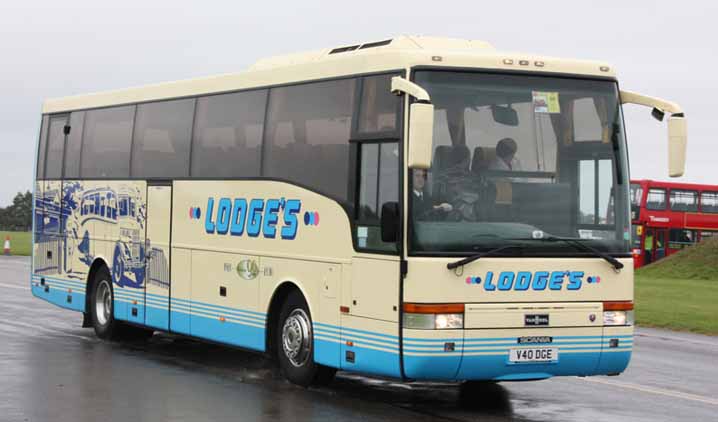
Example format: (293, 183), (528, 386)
(314, 327), (399, 349)
(171, 297), (266, 317)
(173, 301), (266, 321)
(314, 322), (398, 340)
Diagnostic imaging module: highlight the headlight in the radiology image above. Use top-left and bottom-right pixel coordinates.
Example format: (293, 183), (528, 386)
(603, 310), (634, 326)
(603, 301), (634, 326)
(434, 313), (464, 329)
(403, 303), (465, 330)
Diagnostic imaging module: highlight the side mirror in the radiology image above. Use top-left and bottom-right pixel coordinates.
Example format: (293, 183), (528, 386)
(380, 202), (400, 243)
(667, 115), (687, 177)
(408, 102), (434, 169)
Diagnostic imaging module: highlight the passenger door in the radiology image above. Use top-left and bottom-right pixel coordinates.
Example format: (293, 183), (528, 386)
(144, 182), (172, 330)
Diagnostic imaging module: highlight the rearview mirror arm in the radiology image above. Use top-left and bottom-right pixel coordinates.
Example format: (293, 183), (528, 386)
(391, 77), (431, 103)
(620, 90), (684, 118)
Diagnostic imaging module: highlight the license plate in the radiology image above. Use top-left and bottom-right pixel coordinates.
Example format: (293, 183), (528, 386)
(509, 347), (558, 363)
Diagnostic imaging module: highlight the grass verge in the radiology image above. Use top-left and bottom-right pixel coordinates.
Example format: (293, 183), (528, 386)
(635, 275), (718, 335)
(0, 231), (31, 256)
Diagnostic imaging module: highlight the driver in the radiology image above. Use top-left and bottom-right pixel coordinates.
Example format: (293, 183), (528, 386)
(412, 169), (453, 220)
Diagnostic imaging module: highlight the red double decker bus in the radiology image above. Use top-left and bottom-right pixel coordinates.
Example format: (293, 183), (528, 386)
(631, 179), (718, 268)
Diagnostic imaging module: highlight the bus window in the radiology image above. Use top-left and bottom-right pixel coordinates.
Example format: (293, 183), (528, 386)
(45, 115), (69, 179)
(646, 188), (666, 210)
(64, 112), (85, 179)
(669, 189), (698, 212)
(669, 228), (696, 249)
(700, 231), (718, 241)
(191, 89), (267, 178)
(700, 191), (718, 213)
(630, 183), (642, 220)
(356, 142), (399, 252)
(36, 116), (49, 179)
(81, 106), (134, 178)
(357, 75), (400, 134)
(263, 78), (356, 204)
(131, 99), (195, 178)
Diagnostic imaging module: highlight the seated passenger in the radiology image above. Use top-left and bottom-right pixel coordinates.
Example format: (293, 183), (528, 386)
(412, 169), (453, 220)
(489, 138), (523, 172)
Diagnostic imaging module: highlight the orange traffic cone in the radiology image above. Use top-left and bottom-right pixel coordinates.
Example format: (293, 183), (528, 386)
(3, 236), (10, 256)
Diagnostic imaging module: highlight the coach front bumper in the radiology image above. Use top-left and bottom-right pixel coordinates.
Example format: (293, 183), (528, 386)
(402, 326), (633, 381)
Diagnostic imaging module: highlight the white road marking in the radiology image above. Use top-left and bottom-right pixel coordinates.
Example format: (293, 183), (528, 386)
(578, 377), (718, 406)
(0, 318), (92, 341)
(635, 329), (718, 347)
(0, 282), (28, 290)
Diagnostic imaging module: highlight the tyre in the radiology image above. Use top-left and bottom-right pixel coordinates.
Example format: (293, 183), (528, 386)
(90, 266), (154, 341)
(276, 290), (336, 387)
(90, 267), (119, 340)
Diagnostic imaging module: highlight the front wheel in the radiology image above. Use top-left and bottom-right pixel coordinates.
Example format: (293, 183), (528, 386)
(276, 291), (336, 387)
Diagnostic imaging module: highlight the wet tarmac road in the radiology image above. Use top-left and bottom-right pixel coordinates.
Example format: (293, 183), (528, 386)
(1, 256), (716, 422)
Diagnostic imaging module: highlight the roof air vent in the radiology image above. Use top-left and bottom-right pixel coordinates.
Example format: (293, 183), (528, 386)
(359, 39), (392, 49)
(329, 45), (360, 54)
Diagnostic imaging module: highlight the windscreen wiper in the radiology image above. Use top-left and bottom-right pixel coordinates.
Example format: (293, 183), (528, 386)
(446, 245), (524, 270)
(527, 236), (624, 271)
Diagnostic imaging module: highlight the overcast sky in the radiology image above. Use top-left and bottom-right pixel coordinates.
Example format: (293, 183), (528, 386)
(1, 0), (715, 206)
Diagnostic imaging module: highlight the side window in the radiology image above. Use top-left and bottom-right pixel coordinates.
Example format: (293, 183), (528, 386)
(630, 183), (643, 207)
(64, 111), (85, 179)
(357, 74), (400, 135)
(356, 142), (399, 252)
(131, 99), (194, 178)
(701, 191), (718, 213)
(191, 89), (267, 178)
(263, 78), (355, 203)
(669, 228), (695, 249)
(45, 115), (69, 179)
(36, 116), (49, 179)
(669, 189), (698, 212)
(81, 106), (135, 178)
(646, 188), (666, 210)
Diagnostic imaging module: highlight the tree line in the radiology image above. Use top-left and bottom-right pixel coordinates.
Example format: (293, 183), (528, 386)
(0, 191), (32, 231)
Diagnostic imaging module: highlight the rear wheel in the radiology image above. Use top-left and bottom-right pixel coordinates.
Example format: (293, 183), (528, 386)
(91, 267), (119, 339)
(90, 266), (153, 341)
(276, 290), (336, 387)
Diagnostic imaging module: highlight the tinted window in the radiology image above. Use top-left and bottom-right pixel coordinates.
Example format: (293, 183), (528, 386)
(357, 75), (400, 134)
(669, 189), (698, 212)
(700, 191), (718, 213)
(356, 142), (399, 252)
(64, 112), (85, 179)
(82, 106), (135, 178)
(630, 183), (643, 207)
(45, 115), (68, 179)
(263, 79), (355, 202)
(131, 99), (194, 178)
(669, 228), (695, 249)
(36, 116), (49, 179)
(646, 188), (666, 210)
(191, 90), (267, 178)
